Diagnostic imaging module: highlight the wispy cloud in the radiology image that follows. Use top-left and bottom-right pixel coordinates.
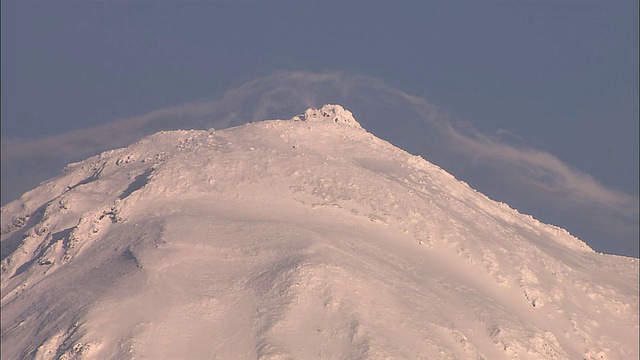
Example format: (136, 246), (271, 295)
(2, 70), (637, 256)
(407, 92), (635, 212)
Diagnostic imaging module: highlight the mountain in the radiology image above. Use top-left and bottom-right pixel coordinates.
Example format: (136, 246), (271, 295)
(4, 72), (637, 258)
(1, 105), (638, 359)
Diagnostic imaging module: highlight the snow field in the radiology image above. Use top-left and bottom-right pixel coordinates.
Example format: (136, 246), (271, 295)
(2, 105), (638, 359)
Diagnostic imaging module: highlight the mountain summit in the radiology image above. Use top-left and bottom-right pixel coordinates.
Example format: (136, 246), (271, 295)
(291, 104), (362, 129)
(1, 105), (638, 359)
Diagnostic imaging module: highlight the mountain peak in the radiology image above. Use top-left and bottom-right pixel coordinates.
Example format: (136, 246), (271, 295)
(291, 104), (362, 129)
(1, 105), (638, 359)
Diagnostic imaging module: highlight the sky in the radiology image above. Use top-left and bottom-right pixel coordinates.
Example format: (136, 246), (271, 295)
(1, 1), (638, 256)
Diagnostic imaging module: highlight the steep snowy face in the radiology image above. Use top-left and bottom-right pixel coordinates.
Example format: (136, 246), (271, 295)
(1, 106), (638, 359)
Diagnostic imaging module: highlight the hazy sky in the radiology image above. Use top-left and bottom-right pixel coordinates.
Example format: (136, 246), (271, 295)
(2, 1), (638, 256)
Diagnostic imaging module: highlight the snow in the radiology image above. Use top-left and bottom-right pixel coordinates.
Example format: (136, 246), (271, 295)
(1, 104), (638, 359)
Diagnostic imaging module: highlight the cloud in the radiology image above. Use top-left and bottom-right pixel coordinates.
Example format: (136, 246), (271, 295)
(419, 99), (634, 212)
(2, 70), (637, 256)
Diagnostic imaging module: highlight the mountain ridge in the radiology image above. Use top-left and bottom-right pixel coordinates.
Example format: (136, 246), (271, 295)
(1, 105), (637, 359)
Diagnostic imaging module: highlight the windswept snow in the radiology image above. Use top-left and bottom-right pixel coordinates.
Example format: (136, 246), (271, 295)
(1, 104), (638, 359)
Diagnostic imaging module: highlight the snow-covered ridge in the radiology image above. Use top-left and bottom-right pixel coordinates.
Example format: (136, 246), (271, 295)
(1, 105), (638, 359)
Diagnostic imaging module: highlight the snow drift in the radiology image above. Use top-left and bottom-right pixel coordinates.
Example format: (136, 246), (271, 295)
(1, 105), (638, 359)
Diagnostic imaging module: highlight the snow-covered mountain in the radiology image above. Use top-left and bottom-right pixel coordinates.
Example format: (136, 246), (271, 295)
(1, 105), (638, 359)
(4, 72), (637, 258)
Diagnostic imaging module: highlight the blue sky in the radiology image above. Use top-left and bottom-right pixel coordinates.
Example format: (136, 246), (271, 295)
(2, 1), (638, 256)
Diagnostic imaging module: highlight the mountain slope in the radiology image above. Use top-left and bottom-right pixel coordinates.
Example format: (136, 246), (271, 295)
(2, 105), (638, 359)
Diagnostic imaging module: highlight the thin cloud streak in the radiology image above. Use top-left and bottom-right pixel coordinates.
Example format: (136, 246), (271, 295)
(341, 74), (637, 214)
(1, 71), (637, 256)
(444, 112), (634, 212)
